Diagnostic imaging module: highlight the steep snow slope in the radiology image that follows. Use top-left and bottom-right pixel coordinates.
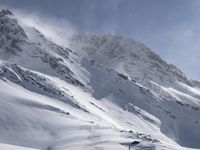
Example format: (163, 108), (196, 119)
(0, 143), (38, 150)
(70, 34), (200, 148)
(0, 58), (196, 150)
(0, 9), (200, 150)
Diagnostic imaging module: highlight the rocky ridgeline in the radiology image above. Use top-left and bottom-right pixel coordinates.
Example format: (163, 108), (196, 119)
(0, 62), (83, 109)
(0, 9), (83, 86)
(70, 33), (192, 86)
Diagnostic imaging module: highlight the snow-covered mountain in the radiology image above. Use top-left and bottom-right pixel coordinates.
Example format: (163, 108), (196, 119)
(0, 9), (200, 150)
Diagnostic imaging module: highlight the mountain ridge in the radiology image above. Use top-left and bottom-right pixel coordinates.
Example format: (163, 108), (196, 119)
(0, 9), (200, 150)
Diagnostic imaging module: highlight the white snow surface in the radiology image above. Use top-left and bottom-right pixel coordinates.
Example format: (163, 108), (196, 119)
(0, 9), (200, 150)
(0, 143), (38, 150)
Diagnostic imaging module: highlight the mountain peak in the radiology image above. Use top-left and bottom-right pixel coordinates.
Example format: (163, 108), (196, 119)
(0, 9), (13, 16)
(70, 33), (189, 86)
(0, 9), (27, 53)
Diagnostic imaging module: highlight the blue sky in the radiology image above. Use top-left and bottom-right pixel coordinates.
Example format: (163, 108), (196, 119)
(1, 0), (200, 80)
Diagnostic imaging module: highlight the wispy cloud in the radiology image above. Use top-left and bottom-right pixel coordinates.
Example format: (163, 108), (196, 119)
(17, 12), (77, 48)
(1, 6), (77, 48)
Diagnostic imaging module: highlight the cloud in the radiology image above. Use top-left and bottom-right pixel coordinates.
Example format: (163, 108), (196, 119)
(1, 6), (77, 48)
(18, 11), (77, 48)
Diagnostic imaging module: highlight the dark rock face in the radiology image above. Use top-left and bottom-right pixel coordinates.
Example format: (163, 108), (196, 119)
(0, 9), (13, 16)
(0, 9), (27, 53)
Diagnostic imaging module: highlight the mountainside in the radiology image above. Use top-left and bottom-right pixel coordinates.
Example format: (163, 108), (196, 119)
(0, 9), (200, 150)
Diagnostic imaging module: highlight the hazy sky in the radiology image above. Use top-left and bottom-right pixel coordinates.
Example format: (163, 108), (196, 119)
(1, 0), (200, 80)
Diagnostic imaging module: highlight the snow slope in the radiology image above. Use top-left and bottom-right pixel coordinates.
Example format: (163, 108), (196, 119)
(70, 33), (200, 148)
(0, 9), (200, 150)
(0, 143), (38, 150)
